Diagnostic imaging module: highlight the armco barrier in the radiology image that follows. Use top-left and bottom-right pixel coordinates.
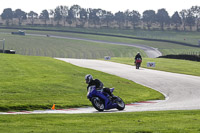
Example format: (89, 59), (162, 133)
(0, 49), (15, 54)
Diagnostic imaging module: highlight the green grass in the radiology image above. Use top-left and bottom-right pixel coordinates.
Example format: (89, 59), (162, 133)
(0, 54), (163, 111)
(1, 28), (200, 132)
(2, 26), (200, 45)
(108, 57), (200, 76)
(0, 32), (146, 58)
(1, 29), (200, 58)
(0, 110), (200, 133)
(0, 28), (200, 132)
(25, 30), (200, 56)
(24, 29), (200, 55)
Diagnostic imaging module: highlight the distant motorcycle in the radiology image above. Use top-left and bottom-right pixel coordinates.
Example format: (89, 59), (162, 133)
(135, 58), (142, 69)
(87, 86), (125, 112)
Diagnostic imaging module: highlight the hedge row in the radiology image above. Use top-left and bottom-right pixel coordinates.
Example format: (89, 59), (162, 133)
(158, 54), (200, 62)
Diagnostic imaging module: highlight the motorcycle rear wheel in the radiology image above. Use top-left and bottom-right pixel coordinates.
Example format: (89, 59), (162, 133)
(136, 63), (140, 69)
(91, 97), (105, 111)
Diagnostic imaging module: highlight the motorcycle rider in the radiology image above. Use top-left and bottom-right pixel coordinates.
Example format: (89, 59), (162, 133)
(135, 52), (142, 62)
(85, 74), (114, 99)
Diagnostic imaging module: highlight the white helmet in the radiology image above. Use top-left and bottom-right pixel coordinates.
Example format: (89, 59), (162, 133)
(85, 74), (93, 84)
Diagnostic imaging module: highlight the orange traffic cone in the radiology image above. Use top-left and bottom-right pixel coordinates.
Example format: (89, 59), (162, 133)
(51, 104), (55, 110)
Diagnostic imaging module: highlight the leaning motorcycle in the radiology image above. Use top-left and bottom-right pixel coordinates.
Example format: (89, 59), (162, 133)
(87, 86), (125, 112)
(135, 58), (142, 69)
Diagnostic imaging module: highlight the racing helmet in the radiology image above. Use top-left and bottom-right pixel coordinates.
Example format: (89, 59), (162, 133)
(85, 74), (93, 84)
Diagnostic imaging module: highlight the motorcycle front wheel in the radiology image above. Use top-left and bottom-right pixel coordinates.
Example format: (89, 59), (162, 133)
(91, 97), (105, 112)
(116, 97), (125, 110)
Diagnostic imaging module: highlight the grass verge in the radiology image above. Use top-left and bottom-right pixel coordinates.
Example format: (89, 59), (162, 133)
(108, 57), (200, 76)
(0, 110), (200, 133)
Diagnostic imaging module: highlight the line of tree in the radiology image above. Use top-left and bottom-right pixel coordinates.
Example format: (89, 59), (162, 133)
(1, 5), (200, 31)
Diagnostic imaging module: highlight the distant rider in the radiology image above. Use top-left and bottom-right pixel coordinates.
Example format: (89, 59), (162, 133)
(135, 52), (142, 63)
(85, 74), (114, 99)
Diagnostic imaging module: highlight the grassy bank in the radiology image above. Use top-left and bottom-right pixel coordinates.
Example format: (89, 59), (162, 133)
(0, 54), (163, 111)
(108, 57), (200, 76)
(0, 110), (200, 133)
(1, 26), (200, 46)
(1, 29), (200, 57)
(0, 32), (146, 58)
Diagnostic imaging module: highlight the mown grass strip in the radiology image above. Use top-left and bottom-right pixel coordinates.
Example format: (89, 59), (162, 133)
(108, 57), (200, 76)
(1, 29), (200, 57)
(1, 26), (200, 46)
(0, 110), (200, 133)
(0, 32), (146, 58)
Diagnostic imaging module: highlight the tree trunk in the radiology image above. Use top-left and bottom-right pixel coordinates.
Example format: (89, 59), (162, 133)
(147, 22), (151, 30)
(160, 22), (164, 31)
(132, 23), (135, 30)
(63, 20), (66, 26)
(18, 18), (21, 26)
(106, 21), (109, 27)
(6, 19), (9, 26)
(183, 23), (186, 31)
(175, 23), (178, 31)
(196, 19), (199, 31)
(31, 19), (34, 26)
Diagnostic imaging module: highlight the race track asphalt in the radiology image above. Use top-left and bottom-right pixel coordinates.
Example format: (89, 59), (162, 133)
(53, 58), (200, 113)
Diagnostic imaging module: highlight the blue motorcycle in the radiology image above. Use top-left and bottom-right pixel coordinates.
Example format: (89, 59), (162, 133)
(87, 86), (125, 112)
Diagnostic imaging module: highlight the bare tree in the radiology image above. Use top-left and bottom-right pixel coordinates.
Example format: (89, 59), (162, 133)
(79, 8), (88, 27)
(101, 11), (114, 28)
(156, 8), (170, 30)
(186, 9), (195, 31)
(124, 10), (130, 28)
(142, 10), (156, 30)
(179, 9), (187, 31)
(1, 8), (13, 26)
(129, 10), (141, 30)
(28, 11), (38, 26)
(39, 10), (49, 25)
(13, 9), (27, 26)
(114, 11), (125, 29)
(191, 6), (200, 31)
(171, 11), (182, 30)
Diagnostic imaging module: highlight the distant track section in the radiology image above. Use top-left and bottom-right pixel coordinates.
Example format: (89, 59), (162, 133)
(1, 26), (199, 48)
(27, 33), (162, 58)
